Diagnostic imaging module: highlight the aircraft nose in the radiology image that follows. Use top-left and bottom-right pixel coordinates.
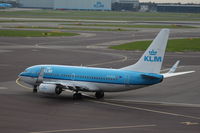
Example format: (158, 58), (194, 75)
(18, 72), (24, 81)
(18, 72), (23, 77)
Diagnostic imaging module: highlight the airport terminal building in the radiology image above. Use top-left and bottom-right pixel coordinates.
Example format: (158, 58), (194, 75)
(18, 0), (112, 10)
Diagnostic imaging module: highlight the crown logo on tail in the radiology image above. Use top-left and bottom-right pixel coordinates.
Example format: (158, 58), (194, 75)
(149, 50), (157, 55)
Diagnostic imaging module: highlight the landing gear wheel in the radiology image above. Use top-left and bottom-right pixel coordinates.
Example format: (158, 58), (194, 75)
(95, 91), (104, 99)
(55, 87), (62, 95)
(73, 93), (82, 100)
(33, 85), (37, 93)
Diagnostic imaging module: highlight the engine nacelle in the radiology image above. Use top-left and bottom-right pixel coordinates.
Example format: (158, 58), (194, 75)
(38, 83), (62, 95)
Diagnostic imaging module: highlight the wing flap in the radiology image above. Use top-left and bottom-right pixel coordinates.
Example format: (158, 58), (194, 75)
(43, 80), (99, 92)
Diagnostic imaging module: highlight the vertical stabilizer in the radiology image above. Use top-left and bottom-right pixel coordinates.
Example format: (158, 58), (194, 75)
(121, 29), (170, 74)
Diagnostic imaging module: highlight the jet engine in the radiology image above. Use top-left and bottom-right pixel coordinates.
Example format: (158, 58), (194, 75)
(38, 83), (62, 95)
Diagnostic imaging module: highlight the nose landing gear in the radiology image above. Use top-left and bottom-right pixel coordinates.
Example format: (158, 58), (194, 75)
(33, 85), (37, 93)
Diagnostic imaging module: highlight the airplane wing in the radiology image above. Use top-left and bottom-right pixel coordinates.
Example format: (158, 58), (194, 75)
(161, 60), (195, 78)
(43, 80), (99, 92)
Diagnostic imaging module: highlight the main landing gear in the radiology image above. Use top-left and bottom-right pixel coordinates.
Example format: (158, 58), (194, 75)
(73, 91), (82, 100)
(95, 91), (104, 99)
(73, 91), (104, 100)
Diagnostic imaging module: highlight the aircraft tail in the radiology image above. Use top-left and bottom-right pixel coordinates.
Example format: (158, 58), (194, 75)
(121, 29), (170, 74)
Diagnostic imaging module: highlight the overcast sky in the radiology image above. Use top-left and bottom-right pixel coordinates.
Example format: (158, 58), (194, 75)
(140, 0), (200, 4)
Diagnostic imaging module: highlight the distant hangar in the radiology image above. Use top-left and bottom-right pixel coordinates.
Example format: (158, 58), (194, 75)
(18, 0), (139, 11)
(18, 0), (112, 10)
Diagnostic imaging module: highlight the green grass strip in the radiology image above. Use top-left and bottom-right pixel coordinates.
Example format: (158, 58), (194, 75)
(0, 30), (78, 37)
(0, 10), (200, 21)
(110, 38), (200, 52)
(7, 26), (128, 31)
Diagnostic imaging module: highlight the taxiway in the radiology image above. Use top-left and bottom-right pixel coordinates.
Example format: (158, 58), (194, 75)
(0, 25), (200, 133)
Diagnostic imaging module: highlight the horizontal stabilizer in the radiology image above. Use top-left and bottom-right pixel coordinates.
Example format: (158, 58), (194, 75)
(168, 60), (180, 73)
(163, 71), (195, 78)
(162, 60), (195, 78)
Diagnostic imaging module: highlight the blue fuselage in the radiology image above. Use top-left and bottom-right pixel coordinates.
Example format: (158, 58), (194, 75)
(19, 65), (163, 92)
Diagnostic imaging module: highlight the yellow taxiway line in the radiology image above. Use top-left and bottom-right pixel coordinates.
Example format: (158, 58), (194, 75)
(16, 78), (32, 90)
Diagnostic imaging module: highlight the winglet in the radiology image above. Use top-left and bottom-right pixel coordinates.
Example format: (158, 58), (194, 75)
(168, 60), (180, 73)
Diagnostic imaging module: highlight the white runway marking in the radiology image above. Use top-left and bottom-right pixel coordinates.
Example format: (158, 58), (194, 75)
(160, 66), (185, 72)
(30, 124), (156, 133)
(107, 99), (200, 108)
(69, 49), (128, 67)
(0, 87), (8, 90)
(181, 121), (199, 126)
(87, 54), (127, 67)
(89, 100), (200, 120)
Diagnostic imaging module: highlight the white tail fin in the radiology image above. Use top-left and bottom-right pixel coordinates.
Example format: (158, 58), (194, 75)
(121, 29), (170, 74)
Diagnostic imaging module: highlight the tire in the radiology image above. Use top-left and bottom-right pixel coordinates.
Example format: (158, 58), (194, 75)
(55, 87), (62, 95)
(73, 93), (82, 100)
(33, 88), (37, 93)
(95, 91), (104, 99)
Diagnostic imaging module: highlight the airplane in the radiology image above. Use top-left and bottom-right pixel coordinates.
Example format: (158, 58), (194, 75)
(0, 3), (12, 8)
(18, 29), (194, 99)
